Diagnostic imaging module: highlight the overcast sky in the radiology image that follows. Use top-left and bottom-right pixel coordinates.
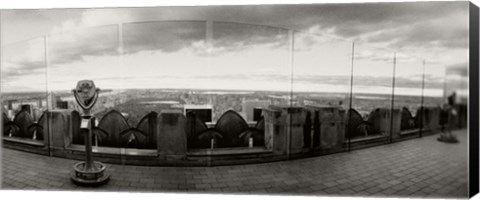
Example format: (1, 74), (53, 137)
(0, 1), (470, 96)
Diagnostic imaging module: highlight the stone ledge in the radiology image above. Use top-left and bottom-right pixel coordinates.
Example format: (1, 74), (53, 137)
(187, 147), (272, 156)
(400, 128), (420, 135)
(3, 137), (45, 147)
(350, 134), (388, 143)
(66, 144), (158, 156)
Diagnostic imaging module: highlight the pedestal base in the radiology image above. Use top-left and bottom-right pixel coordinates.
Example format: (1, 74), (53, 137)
(437, 133), (459, 143)
(71, 161), (110, 186)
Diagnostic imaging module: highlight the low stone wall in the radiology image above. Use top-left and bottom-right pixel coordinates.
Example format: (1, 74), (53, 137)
(157, 111), (187, 159)
(305, 106), (345, 151)
(263, 107), (287, 155)
(416, 106), (442, 133)
(48, 110), (71, 150)
(2, 104), (466, 166)
(367, 108), (402, 139)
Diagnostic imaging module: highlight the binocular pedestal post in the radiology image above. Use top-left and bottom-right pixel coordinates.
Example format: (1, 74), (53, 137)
(71, 115), (110, 186)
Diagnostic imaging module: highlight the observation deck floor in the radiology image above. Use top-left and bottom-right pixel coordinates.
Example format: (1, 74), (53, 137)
(1, 129), (469, 198)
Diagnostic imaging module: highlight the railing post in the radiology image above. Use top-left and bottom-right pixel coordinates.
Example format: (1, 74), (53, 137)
(389, 52), (397, 143)
(307, 106), (345, 152)
(157, 110), (187, 159)
(263, 108), (284, 155)
(285, 107), (305, 158)
(347, 41), (356, 152)
(148, 112), (157, 149)
(48, 110), (72, 151)
(419, 60), (426, 138)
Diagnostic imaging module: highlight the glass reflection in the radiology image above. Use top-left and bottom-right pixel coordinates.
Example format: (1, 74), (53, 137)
(348, 43), (394, 140)
(210, 22), (290, 122)
(1, 37), (48, 142)
(394, 55), (423, 132)
(292, 31), (351, 107)
(121, 21), (208, 125)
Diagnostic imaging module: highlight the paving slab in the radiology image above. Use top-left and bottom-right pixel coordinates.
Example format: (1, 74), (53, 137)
(1, 129), (469, 198)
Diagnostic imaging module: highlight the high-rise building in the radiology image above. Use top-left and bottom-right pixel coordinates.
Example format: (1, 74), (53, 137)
(184, 104), (213, 123)
(242, 99), (270, 122)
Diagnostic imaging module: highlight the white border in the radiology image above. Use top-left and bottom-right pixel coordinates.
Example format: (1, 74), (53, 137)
(1, 1), (478, 200)
(0, 0), (474, 9)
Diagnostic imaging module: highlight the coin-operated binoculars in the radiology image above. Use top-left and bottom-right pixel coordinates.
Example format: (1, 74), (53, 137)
(70, 80), (110, 186)
(438, 92), (459, 143)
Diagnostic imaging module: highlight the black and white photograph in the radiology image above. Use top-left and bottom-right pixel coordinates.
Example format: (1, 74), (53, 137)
(0, 0), (478, 199)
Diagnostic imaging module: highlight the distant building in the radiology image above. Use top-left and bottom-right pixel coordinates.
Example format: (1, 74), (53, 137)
(56, 101), (69, 109)
(21, 104), (32, 114)
(242, 99), (270, 122)
(184, 104), (213, 123)
(46, 93), (70, 110)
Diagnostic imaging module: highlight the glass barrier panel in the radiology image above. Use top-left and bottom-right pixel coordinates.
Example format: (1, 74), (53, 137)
(443, 63), (468, 129)
(122, 21), (207, 150)
(47, 25), (120, 115)
(423, 63), (446, 107)
(394, 55), (423, 133)
(122, 21), (207, 121)
(211, 22), (291, 122)
(208, 21), (290, 148)
(444, 65), (468, 105)
(292, 31), (351, 107)
(1, 37), (48, 143)
(48, 25), (122, 152)
(421, 63), (448, 132)
(292, 31), (352, 150)
(349, 43), (394, 140)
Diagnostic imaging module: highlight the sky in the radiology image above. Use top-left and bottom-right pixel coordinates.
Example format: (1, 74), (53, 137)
(0, 1), (471, 97)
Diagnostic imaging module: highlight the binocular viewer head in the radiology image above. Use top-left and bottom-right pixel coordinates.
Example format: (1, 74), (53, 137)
(73, 80), (100, 113)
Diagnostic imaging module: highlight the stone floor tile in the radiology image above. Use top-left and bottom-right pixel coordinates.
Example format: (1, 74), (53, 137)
(1, 129), (469, 198)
